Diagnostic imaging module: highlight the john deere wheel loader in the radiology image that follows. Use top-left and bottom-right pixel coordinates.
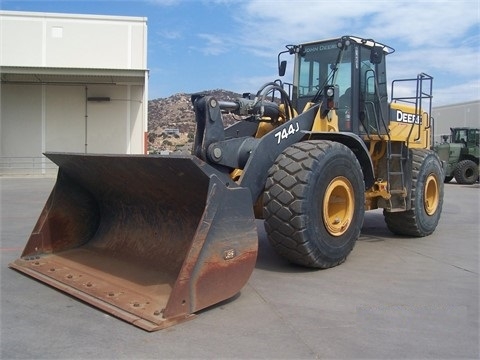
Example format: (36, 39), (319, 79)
(10, 36), (444, 331)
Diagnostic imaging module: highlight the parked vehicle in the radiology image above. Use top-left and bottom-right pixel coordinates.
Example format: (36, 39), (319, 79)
(435, 127), (479, 184)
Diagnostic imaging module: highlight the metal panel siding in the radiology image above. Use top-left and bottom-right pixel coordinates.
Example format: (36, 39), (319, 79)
(0, 16), (44, 66)
(45, 22), (130, 68)
(432, 101), (480, 144)
(0, 84), (43, 157)
(0, 11), (147, 166)
(44, 86), (85, 153)
(0, 11), (147, 70)
(130, 24), (147, 69)
(129, 85), (145, 153)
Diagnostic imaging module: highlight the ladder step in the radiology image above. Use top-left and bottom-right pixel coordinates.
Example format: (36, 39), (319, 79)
(387, 141), (407, 202)
(388, 206), (408, 212)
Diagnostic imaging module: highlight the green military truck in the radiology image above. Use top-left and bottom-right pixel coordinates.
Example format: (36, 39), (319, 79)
(435, 127), (479, 184)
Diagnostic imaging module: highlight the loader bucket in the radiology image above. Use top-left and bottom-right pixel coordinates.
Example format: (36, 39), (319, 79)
(9, 153), (258, 331)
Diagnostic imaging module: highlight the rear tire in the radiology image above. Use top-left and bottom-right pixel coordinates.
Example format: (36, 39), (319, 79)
(453, 159), (478, 185)
(384, 149), (443, 237)
(263, 140), (365, 268)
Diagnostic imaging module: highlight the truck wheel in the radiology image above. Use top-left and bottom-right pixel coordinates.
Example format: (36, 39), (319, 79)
(453, 159), (478, 185)
(384, 149), (443, 237)
(263, 140), (365, 268)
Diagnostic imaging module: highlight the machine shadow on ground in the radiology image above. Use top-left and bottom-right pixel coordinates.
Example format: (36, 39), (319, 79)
(254, 209), (399, 274)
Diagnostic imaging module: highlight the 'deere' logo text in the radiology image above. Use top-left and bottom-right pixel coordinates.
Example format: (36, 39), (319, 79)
(396, 110), (421, 124)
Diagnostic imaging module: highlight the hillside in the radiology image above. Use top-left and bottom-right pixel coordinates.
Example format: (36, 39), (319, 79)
(147, 89), (241, 153)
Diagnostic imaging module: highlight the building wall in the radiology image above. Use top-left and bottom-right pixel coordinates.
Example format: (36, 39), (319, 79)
(1, 83), (145, 152)
(0, 11), (148, 175)
(432, 100), (480, 145)
(0, 11), (146, 69)
(1, 85), (43, 157)
(44, 85), (85, 153)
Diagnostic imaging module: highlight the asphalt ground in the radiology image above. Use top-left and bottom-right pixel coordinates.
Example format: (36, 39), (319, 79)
(1, 176), (479, 359)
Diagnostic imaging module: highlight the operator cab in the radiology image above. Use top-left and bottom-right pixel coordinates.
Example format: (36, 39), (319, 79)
(279, 36), (394, 136)
(451, 127), (479, 146)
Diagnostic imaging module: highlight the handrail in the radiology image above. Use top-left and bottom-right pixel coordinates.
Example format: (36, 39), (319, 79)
(391, 73), (433, 148)
(0, 156), (58, 175)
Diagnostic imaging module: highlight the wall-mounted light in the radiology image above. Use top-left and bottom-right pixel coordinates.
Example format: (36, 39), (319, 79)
(87, 97), (110, 102)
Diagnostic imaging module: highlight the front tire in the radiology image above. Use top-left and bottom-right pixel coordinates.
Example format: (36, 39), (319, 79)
(263, 140), (365, 268)
(384, 149), (444, 237)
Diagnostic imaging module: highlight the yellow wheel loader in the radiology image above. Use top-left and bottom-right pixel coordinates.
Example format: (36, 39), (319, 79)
(10, 36), (444, 331)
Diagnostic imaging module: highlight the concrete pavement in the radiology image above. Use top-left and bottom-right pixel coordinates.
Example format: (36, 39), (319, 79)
(1, 177), (478, 359)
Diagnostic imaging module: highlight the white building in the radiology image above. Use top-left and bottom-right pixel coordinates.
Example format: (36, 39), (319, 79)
(432, 100), (480, 145)
(0, 11), (148, 174)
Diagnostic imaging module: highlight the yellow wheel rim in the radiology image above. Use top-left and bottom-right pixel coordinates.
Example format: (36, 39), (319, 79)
(323, 176), (355, 237)
(424, 173), (439, 216)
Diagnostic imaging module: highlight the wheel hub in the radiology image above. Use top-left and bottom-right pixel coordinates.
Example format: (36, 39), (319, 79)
(323, 176), (354, 236)
(424, 173), (439, 216)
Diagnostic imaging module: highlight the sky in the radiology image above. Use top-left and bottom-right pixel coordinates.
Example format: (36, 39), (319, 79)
(1, 0), (479, 106)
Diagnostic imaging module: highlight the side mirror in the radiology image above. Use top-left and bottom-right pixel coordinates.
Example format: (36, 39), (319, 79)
(278, 60), (287, 77)
(370, 46), (384, 64)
